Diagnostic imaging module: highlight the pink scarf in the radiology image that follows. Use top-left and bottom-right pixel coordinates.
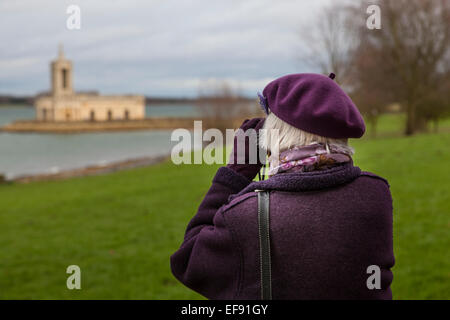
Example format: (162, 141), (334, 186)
(268, 143), (352, 176)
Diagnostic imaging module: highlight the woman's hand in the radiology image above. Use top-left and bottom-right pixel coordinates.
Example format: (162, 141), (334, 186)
(227, 118), (265, 180)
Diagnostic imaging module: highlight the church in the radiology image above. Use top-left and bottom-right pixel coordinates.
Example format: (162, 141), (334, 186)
(35, 46), (145, 122)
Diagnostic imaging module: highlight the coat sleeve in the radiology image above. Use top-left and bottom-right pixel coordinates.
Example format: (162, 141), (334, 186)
(170, 166), (252, 299)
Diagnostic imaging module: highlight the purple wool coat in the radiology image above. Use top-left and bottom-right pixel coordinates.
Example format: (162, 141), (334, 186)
(170, 163), (395, 299)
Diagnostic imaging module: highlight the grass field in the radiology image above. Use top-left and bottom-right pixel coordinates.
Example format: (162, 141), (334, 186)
(0, 114), (449, 299)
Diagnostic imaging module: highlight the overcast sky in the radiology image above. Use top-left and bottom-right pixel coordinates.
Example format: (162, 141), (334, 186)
(0, 0), (335, 97)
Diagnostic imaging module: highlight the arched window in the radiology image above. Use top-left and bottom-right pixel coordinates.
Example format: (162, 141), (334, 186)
(62, 69), (68, 89)
(124, 109), (130, 120)
(90, 110), (95, 121)
(107, 110), (113, 121)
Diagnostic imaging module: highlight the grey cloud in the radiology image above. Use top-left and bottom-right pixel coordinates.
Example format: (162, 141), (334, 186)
(0, 0), (333, 97)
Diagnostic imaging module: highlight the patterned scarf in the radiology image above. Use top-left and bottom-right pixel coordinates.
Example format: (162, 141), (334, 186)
(267, 143), (352, 176)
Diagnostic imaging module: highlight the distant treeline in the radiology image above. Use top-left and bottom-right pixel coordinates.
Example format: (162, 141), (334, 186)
(145, 97), (197, 105)
(146, 96), (254, 105)
(0, 95), (35, 105)
(0, 95), (254, 106)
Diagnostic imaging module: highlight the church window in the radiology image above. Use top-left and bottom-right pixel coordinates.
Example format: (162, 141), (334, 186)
(62, 68), (68, 89)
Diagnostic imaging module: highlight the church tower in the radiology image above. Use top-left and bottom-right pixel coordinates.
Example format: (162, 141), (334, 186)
(51, 44), (73, 96)
(35, 44), (144, 123)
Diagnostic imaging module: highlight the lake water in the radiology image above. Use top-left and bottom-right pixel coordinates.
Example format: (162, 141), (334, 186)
(0, 104), (199, 179)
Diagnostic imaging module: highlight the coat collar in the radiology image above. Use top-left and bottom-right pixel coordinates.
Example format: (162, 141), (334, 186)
(230, 162), (361, 201)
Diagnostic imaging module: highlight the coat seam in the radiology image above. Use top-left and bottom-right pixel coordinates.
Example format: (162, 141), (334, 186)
(360, 172), (390, 187)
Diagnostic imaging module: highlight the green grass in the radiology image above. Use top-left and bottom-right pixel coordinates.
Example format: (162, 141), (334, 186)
(351, 134), (450, 299)
(0, 115), (449, 299)
(0, 160), (220, 299)
(366, 113), (450, 136)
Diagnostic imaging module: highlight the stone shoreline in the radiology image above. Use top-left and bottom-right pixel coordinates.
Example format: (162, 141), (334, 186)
(0, 117), (244, 133)
(8, 155), (170, 183)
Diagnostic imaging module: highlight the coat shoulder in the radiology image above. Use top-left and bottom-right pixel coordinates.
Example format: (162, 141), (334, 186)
(359, 171), (390, 188)
(354, 171), (393, 210)
(220, 192), (257, 214)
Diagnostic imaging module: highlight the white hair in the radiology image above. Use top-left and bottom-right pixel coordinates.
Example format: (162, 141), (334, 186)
(259, 113), (354, 154)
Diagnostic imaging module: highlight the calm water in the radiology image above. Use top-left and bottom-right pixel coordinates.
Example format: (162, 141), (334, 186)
(0, 104), (198, 179)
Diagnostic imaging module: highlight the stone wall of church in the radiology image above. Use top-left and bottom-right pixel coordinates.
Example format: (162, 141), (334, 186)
(36, 94), (145, 122)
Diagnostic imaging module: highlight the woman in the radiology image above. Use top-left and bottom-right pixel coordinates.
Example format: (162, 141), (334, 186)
(171, 73), (394, 299)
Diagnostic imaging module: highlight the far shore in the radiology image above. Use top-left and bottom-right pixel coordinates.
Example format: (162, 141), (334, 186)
(0, 117), (246, 133)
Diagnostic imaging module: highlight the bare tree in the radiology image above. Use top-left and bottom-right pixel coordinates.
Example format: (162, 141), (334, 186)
(349, 26), (394, 137)
(299, 3), (360, 87)
(300, 0), (450, 136)
(300, 3), (387, 135)
(357, 0), (450, 135)
(350, 52), (390, 137)
(196, 80), (257, 133)
(416, 71), (450, 132)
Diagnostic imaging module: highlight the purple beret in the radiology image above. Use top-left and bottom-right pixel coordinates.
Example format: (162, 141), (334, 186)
(260, 73), (365, 139)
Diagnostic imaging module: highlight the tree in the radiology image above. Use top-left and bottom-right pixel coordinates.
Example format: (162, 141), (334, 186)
(357, 0), (450, 135)
(196, 80), (256, 133)
(300, 0), (450, 136)
(416, 72), (450, 132)
(300, 3), (360, 87)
